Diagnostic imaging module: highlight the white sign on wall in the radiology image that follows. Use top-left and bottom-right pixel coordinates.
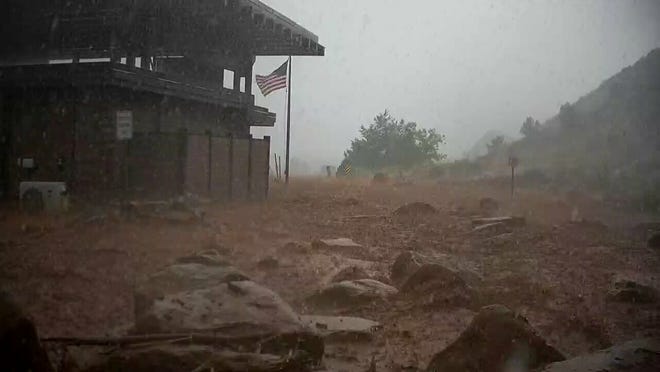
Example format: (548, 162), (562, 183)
(116, 110), (133, 140)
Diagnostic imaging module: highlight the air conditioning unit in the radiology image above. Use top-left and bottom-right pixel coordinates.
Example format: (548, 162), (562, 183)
(19, 182), (69, 213)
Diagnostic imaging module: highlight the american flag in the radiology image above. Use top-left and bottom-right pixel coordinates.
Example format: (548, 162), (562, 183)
(256, 60), (288, 96)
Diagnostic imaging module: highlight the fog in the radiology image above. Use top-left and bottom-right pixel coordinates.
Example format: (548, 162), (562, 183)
(251, 0), (660, 172)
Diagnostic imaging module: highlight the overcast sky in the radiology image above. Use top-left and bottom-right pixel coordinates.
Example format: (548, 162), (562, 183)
(251, 0), (660, 171)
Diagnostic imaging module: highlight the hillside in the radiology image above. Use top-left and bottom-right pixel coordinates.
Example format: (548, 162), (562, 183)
(509, 48), (660, 207)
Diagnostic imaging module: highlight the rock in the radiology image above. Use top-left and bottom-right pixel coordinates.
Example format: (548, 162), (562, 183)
(175, 250), (229, 266)
(134, 257), (250, 326)
(540, 338), (660, 372)
(312, 238), (363, 256)
(606, 279), (658, 304)
(76, 346), (317, 372)
(135, 281), (323, 361)
(390, 251), (426, 286)
(0, 291), (53, 372)
(257, 256), (280, 269)
(393, 202), (438, 218)
(400, 263), (473, 307)
(306, 279), (398, 310)
(330, 266), (372, 283)
(391, 251), (481, 289)
(479, 197), (499, 215)
(300, 315), (381, 342)
(425, 305), (564, 372)
(279, 241), (311, 254)
(648, 232), (660, 249)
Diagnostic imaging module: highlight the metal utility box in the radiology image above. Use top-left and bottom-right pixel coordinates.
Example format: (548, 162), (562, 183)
(19, 181), (69, 213)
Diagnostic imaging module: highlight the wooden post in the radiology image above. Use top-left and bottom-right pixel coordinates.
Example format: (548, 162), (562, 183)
(508, 156), (519, 198)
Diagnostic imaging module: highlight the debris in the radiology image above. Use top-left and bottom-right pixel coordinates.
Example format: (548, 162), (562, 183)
(65, 346), (318, 372)
(425, 305), (564, 371)
(606, 279), (658, 304)
(471, 222), (512, 235)
(300, 315), (381, 342)
(540, 338), (660, 372)
(312, 238), (364, 257)
(471, 216), (526, 228)
(330, 266), (372, 283)
(306, 279), (398, 310)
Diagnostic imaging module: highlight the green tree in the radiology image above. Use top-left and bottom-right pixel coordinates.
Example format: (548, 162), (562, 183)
(486, 135), (506, 155)
(341, 110), (446, 170)
(520, 116), (541, 137)
(559, 102), (578, 129)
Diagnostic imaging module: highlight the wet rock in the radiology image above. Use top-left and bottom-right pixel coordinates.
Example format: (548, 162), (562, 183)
(648, 232), (660, 249)
(390, 251), (426, 286)
(300, 315), (381, 342)
(400, 263), (473, 307)
(391, 251), (481, 289)
(77, 346), (317, 372)
(312, 238), (363, 256)
(135, 281), (323, 361)
(0, 292), (53, 372)
(540, 338), (660, 372)
(425, 305), (564, 372)
(175, 250), (229, 266)
(330, 266), (372, 283)
(606, 279), (658, 304)
(393, 202), (438, 218)
(134, 256), (249, 325)
(280, 241), (311, 254)
(306, 279), (398, 310)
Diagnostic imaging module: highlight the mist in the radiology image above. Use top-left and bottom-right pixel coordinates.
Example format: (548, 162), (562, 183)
(252, 0), (660, 172)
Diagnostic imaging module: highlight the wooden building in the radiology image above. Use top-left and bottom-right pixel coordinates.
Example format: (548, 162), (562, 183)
(0, 0), (324, 201)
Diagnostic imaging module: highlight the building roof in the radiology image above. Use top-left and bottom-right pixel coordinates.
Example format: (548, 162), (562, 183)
(0, 0), (324, 63)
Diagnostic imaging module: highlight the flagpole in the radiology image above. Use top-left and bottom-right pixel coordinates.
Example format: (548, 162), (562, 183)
(284, 55), (292, 184)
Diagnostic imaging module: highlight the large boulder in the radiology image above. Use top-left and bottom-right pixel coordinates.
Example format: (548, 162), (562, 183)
(133, 254), (323, 364)
(425, 305), (564, 372)
(134, 255), (249, 323)
(306, 279), (398, 310)
(540, 338), (660, 372)
(0, 292), (53, 372)
(76, 346), (316, 372)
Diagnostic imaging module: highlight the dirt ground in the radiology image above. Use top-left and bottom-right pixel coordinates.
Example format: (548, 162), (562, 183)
(1, 178), (659, 371)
